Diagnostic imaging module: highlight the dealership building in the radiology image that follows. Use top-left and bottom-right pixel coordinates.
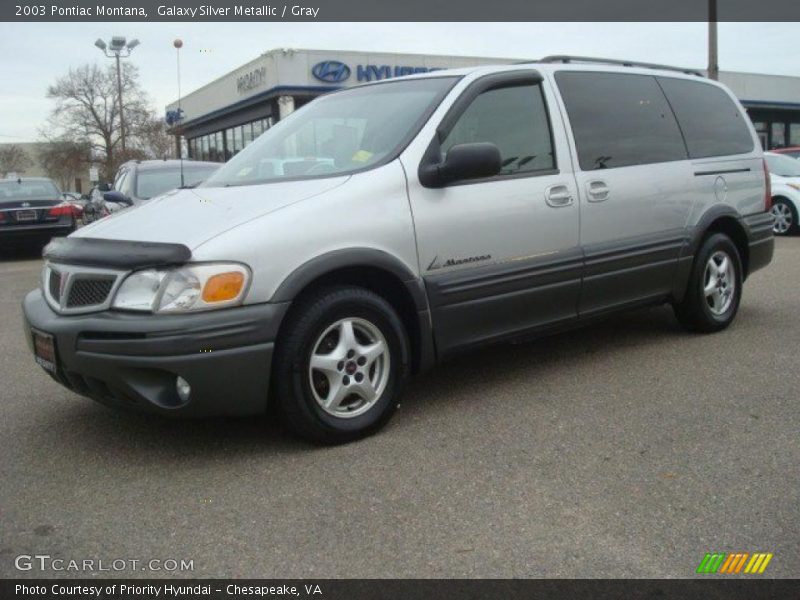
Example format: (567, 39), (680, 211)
(166, 48), (800, 161)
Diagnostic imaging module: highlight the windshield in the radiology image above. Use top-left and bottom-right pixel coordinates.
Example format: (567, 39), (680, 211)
(0, 179), (60, 203)
(136, 165), (219, 199)
(766, 153), (800, 177)
(203, 77), (457, 187)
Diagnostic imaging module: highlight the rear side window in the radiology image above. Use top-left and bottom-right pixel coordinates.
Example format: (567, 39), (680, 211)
(555, 71), (687, 171)
(657, 77), (754, 158)
(441, 83), (556, 175)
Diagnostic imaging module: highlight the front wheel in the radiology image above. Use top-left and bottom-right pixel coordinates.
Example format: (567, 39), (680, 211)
(770, 198), (798, 236)
(272, 286), (410, 444)
(674, 233), (742, 333)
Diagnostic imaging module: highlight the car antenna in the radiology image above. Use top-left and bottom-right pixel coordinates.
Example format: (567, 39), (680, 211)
(174, 37), (185, 188)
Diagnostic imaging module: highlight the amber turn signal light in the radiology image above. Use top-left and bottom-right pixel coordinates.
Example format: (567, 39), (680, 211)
(202, 272), (245, 303)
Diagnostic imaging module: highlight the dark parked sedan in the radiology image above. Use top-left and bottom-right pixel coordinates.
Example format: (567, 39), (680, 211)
(0, 178), (76, 247)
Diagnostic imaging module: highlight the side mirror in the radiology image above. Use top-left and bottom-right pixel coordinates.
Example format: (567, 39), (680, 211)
(103, 190), (133, 206)
(419, 142), (502, 187)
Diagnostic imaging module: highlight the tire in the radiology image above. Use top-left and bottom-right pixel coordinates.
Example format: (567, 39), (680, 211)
(272, 285), (410, 444)
(674, 233), (743, 333)
(770, 198), (798, 236)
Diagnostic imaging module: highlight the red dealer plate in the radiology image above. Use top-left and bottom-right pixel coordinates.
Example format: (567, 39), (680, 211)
(32, 329), (57, 373)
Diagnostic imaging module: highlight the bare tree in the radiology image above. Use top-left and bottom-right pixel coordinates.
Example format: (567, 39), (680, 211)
(0, 144), (32, 176)
(135, 117), (176, 160)
(38, 140), (92, 191)
(44, 63), (151, 179)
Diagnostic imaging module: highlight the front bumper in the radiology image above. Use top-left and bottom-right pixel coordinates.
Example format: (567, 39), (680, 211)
(22, 289), (290, 417)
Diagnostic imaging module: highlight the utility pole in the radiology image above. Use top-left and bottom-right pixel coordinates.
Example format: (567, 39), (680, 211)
(708, 0), (719, 80)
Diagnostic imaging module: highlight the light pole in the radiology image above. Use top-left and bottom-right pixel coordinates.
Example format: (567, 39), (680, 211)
(94, 36), (140, 155)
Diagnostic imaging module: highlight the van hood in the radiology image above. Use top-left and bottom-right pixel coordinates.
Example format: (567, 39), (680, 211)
(73, 177), (349, 249)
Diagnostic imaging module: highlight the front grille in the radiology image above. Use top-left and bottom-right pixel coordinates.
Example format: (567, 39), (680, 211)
(66, 278), (115, 308)
(49, 270), (62, 302)
(43, 264), (122, 314)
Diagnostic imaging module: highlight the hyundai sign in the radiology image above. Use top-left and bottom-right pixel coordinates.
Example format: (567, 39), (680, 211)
(312, 61), (352, 84)
(312, 60), (442, 84)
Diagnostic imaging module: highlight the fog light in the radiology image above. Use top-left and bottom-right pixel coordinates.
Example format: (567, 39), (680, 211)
(176, 376), (191, 403)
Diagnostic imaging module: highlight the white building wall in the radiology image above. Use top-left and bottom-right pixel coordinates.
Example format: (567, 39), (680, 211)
(167, 49), (800, 127)
(167, 48), (518, 124)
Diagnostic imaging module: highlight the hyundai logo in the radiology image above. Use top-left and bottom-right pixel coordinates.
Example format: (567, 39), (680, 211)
(312, 60), (351, 84)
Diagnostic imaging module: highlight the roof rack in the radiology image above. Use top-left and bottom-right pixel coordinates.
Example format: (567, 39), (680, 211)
(537, 55), (704, 77)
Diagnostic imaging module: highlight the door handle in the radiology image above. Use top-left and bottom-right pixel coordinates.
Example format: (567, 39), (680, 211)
(545, 184), (574, 208)
(586, 180), (610, 202)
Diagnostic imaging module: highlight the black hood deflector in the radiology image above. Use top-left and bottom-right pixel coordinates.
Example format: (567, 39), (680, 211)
(44, 237), (191, 269)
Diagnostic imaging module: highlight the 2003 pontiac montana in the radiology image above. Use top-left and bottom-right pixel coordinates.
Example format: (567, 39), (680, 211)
(23, 56), (775, 443)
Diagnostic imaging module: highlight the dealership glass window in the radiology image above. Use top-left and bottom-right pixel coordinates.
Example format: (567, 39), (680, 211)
(658, 77), (754, 157)
(224, 130), (233, 160)
(556, 72), (687, 170)
(790, 123), (800, 146)
(243, 123), (254, 147)
(233, 127), (243, 154)
(771, 122), (786, 148)
(208, 133), (217, 162)
(441, 83), (556, 175)
(215, 132), (222, 161)
(202, 136), (210, 161)
(188, 138), (196, 159)
(253, 120), (264, 139)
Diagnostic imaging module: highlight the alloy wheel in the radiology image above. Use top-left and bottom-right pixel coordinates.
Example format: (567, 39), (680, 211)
(703, 250), (736, 316)
(308, 317), (390, 418)
(771, 202), (793, 234)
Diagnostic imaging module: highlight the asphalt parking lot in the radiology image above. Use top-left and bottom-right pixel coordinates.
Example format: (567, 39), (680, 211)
(0, 239), (798, 579)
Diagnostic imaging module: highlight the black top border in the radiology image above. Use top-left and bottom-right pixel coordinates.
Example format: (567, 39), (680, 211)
(5, 0), (800, 22)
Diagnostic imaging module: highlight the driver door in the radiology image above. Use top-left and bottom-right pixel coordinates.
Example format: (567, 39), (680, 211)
(404, 72), (581, 355)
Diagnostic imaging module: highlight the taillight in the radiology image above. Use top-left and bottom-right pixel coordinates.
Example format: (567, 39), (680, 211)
(47, 203), (74, 218)
(763, 158), (772, 212)
(0, 211), (6, 222)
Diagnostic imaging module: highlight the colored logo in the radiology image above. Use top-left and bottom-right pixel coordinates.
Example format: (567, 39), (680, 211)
(696, 552), (773, 574)
(165, 108), (184, 126)
(312, 60), (351, 84)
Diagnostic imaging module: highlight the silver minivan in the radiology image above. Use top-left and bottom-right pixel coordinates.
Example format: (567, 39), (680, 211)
(23, 57), (775, 443)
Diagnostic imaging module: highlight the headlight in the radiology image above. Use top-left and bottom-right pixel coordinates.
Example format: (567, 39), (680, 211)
(112, 263), (250, 313)
(787, 183), (800, 192)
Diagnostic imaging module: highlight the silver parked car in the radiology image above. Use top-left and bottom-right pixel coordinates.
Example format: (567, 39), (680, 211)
(23, 57), (774, 443)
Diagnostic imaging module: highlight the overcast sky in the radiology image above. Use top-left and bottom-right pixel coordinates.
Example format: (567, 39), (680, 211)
(0, 22), (797, 142)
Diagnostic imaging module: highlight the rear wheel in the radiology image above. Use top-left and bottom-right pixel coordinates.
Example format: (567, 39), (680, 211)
(674, 233), (742, 333)
(770, 198), (798, 235)
(272, 286), (409, 444)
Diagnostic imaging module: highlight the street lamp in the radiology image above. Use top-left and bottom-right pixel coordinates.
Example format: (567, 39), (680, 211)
(94, 36), (140, 154)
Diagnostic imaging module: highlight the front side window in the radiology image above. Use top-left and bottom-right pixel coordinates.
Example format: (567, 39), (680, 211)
(204, 77), (456, 187)
(555, 71), (687, 171)
(658, 77), (754, 158)
(440, 83), (555, 175)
